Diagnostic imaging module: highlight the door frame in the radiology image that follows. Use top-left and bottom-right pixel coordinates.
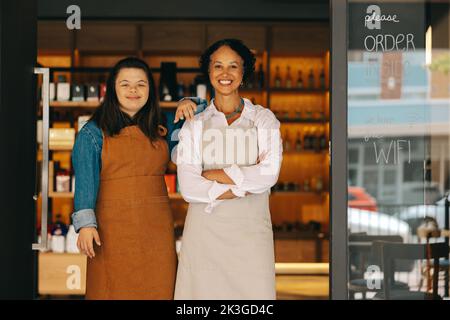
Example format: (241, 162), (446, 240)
(0, 0), (38, 299)
(330, 0), (349, 300)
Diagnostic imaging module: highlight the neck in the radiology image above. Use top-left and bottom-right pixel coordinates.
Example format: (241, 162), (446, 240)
(120, 107), (137, 118)
(214, 93), (241, 113)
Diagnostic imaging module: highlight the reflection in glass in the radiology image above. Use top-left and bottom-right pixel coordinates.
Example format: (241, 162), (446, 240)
(347, 0), (450, 299)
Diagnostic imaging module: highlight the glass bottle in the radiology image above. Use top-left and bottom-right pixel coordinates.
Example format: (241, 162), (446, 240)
(303, 127), (311, 150)
(295, 130), (302, 152)
(283, 130), (291, 152)
(286, 66), (292, 89)
(274, 66), (282, 88)
(319, 67), (326, 89)
(257, 63), (265, 89)
(308, 68), (315, 89)
(296, 70), (304, 89)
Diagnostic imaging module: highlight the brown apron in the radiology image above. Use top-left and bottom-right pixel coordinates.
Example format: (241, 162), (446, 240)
(85, 125), (176, 300)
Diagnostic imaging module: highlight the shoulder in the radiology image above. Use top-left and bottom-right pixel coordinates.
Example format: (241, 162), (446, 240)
(179, 102), (213, 133)
(81, 120), (102, 137)
(76, 120), (103, 151)
(244, 99), (280, 129)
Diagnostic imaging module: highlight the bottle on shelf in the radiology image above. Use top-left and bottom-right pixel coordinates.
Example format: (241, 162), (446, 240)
(303, 127), (311, 150)
(282, 105), (290, 120)
(296, 70), (304, 89)
(99, 76), (107, 103)
(162, 84), (172, 102)
(283, 130), (291, 152)
(295, 130), (302, 152)
(308, 68), (315, 89)
(56, 169), (71, 193)
(294, 106), (302, 120)
(318, 106), (326, 120)
(311, 127), (321, 152)
(257, 63), (265, 89)
(177, 81), (186, 100)
(56, 75), (70, 102)
(71, 83), (85, 102)
(274, 66), (282, 88)
(86, 84), (99, 102)
(319, 67), (326, 89)
(315, 175), (324, 193)
(305, 107), (313, 120)
(303, 178), (311, 192)
(319, 127), (327, 151)
(195, 76), (207, 99)
(286, 66), (292, 89)
(51, 214), (68, 254)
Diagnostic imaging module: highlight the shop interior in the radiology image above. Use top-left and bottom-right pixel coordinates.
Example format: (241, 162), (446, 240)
(34, 14), (331, 299)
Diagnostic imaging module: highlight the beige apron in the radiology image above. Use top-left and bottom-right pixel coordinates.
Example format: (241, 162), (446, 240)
(174, 117), (276, 300)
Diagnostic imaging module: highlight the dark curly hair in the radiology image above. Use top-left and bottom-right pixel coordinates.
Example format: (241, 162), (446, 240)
(199, 39), (256, 85)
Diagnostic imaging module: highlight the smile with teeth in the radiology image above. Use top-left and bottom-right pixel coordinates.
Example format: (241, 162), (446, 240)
(218, 79), (233, 85)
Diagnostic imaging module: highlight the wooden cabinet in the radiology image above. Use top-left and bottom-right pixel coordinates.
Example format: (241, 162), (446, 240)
(38, 253), (87, 296)
(77, 23), (138, 52)
(142, 23), (205, 53)
(38, 21), (74, 52)
(275, 239), (329, 263)
(36, 19), (331, 267)
(206, 24), (266, 52)
(271, 23), (329, 54)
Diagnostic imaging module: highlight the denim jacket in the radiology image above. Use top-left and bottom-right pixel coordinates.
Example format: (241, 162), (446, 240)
(71, 98), (207, 233)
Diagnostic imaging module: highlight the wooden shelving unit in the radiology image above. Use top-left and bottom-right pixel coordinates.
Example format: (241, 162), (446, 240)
(37, 20), (331, 274)
(270, 88), (328, 94)
(45, 100), (177, 109)
(49, 192), (74, 199)
(49, 100), (99, 108)
(278, 118), (329, 124)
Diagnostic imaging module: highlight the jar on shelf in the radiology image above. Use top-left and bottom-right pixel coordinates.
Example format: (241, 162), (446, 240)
(56, 169), (71, 193)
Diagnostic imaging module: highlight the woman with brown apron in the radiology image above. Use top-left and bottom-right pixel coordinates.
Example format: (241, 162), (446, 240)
(71, 57), (192, 299)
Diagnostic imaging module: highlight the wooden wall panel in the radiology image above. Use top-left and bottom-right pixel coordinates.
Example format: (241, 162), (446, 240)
(38, 21), (73, 52)
(77, 23), (138, 52)
(271, 23), (329, 54)
(206, 24), (266, 52)
(142, 23), (205, 53)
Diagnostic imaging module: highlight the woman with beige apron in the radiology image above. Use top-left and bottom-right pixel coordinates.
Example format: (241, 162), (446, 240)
(173, 39), (283, 299)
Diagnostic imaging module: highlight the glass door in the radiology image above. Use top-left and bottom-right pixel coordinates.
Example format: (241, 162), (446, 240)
(344, 0), (450, 300)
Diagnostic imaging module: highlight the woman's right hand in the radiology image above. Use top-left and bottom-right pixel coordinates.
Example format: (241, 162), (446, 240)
(174, 99), (197, 123)
(77, 227), (101, 259)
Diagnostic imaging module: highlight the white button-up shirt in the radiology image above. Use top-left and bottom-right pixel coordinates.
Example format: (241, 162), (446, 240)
(173, 98), (283, 213)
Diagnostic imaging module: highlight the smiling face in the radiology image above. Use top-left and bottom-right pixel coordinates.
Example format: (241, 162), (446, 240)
(115, 68), (149, 117)
(209, 45), (244, 96)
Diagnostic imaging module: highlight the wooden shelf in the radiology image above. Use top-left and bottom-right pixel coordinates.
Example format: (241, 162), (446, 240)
(159, 101), (179, 109)
(271, 88), (328, 94)
(271, 191), (328, 196)
(48, 100), (100, 108)
(283, 150), (328, 155)
(49, 145), (73, 151)
(278, 118), (329, 124)
(49, 192), (74, 198)
(45, 100), (178, 109)
(38, 252), (86, 296)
